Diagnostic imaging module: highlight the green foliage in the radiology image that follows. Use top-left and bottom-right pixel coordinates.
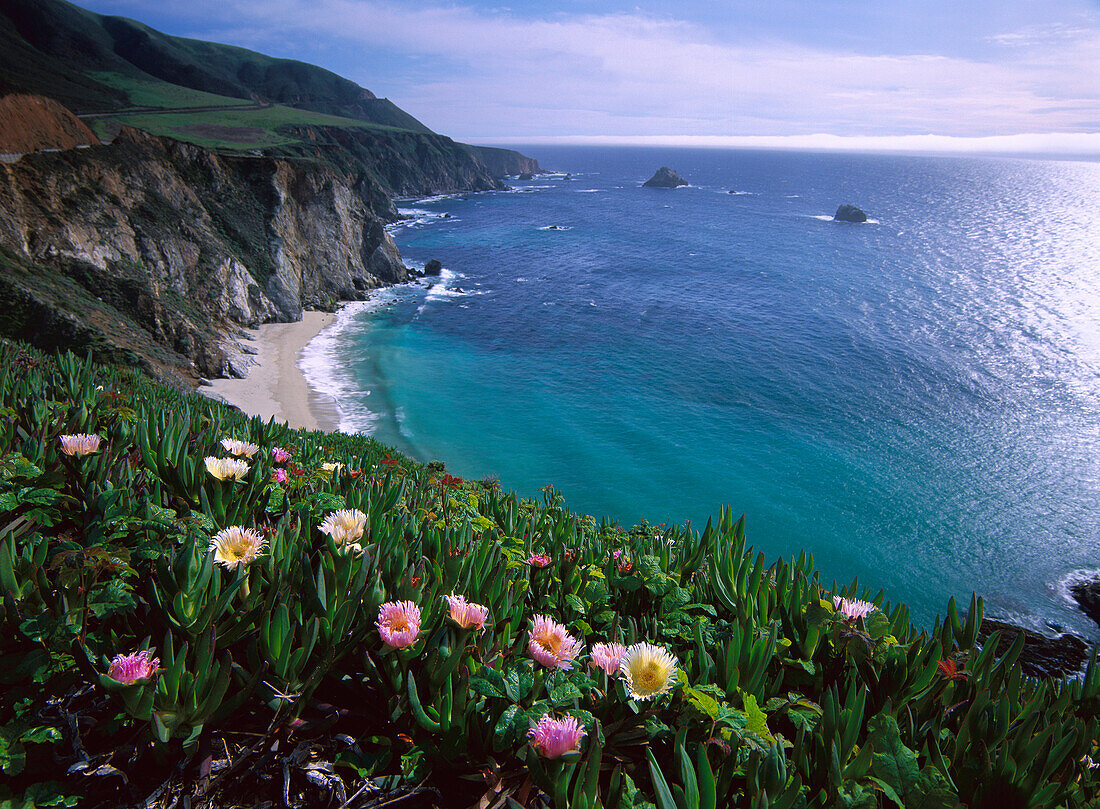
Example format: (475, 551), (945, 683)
(0, 340), (1096, 808)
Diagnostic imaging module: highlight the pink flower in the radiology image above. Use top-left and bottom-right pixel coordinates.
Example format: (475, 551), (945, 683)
(528, 714), (586, 758)
(107, 650), (160, 684)
(272, 447), (291, 463)
(59, 434), (101, 456)
(272, 468), (288, 484)
(377, 601), (421, 649)
(527, 553), (551, 568)
(528, 615), (583, 670)
(833, 596), (876, 621)
(445, 594), (489, 631)
(590, 642), (627, 676)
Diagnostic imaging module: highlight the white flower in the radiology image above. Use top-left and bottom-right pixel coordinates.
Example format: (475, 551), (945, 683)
(205, 456), (250, 481)
(620, 642), (678, 701)
(220, 438), (260, 458)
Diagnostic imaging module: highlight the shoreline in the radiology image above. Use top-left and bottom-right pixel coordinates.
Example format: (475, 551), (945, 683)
(200, 311), (341, 432)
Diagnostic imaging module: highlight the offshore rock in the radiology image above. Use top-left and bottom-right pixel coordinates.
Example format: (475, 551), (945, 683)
(1069, 577), (1100, 628)
(978, 619), (1090, 679)
(834, 204), (868, 223)
(643, 166), (688, 188)
(423, 259), (443, 276)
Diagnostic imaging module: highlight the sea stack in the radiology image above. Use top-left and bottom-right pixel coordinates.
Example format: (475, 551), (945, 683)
(423, 259), (443, 276)
(643, 167), (688, 188)
(834, 204), (868, 223)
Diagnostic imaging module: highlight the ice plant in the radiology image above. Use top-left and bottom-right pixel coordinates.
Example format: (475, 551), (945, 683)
(107, 650), (160, 684)
(59, 433), (101, 456)
(272, 446), (291, 463)
(320, 462), (345, 475)
(528, 714), (586, 759)
(220, 438), (259, 458)
(590, 642), (627, 676)
(272, 468), (288, 484)
(208, 526), (267, 571)
(205, 456), (250, 481)
(620, 642), (678, 701)
(445, 594), (489, 630)
(319, 509), (367, 547)
(528, 615), (583, 670)
(527, 553), (551, 568)
(377, 601), (421, 649)
(937, 659), (967, 681)
(833, 596), (876, 621)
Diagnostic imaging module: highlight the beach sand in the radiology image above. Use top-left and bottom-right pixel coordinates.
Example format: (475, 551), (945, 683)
(200, 311), (340, 432)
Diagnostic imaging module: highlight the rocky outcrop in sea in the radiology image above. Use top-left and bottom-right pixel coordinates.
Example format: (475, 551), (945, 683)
(643, 167), (688, 188)
(834, 204), (868, 223)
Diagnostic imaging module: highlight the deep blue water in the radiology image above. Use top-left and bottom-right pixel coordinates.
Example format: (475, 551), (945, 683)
(302, 147), (1100, 636)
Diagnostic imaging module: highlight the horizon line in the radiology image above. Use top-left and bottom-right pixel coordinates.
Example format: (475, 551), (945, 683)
(462, 132), (1100, 157)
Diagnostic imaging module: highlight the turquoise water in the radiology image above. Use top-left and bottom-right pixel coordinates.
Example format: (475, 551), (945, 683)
(302, 147), (1100, 635)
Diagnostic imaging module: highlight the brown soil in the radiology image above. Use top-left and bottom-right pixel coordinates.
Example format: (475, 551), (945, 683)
(0, 93), (100, 153)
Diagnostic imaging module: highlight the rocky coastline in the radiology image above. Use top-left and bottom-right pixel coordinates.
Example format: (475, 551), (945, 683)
(0, 101), (539, 387)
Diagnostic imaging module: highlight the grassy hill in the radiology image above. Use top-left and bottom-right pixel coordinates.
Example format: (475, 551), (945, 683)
(0, 0), (433, 133)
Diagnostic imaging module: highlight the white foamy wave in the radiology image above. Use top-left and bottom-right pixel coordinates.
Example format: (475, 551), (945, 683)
(423, 267), (481, 305)
(1057, 568), (1100, 606)
(299, 300), (388, 435)
(810, 214), (882, 224)
(505, 185), (554, 193)
(395, 407), (414, 440)
(388, 207), (454, 233)
(537, 225), (572, 231)
(785, 194), (801, 198)
(575, 189), (600, 193)
(727, 190), (755, 196)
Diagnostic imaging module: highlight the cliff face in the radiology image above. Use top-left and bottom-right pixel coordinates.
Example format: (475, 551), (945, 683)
(469, 145), (542, 178)
(0, 124), (501, 383)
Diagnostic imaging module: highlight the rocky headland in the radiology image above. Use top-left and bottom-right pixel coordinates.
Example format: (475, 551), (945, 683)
(0, 96), (538, 386)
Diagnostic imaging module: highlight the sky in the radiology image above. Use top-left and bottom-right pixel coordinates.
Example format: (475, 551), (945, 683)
(76, 0), (1100, 150)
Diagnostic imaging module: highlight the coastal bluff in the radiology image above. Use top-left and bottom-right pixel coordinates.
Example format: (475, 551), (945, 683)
(0, 124), (521, 385)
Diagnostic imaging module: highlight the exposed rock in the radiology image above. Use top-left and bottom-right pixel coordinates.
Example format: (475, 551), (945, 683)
(0, 94), (100, 153)
(469, 145), (541, 179)
(834, 204), (868, 223)
(518, 172), (535, 180)
(978, 619), (1090, 679)
(423, 259), (443, 276)
(643, 166), (688, 188)
(0, 126), (504, 380)
(1069, 577), (1100, 628)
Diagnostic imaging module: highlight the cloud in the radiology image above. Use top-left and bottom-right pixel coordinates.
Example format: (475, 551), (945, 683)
(87, 0), (1100, 140)
(464, 132), (1100, 156)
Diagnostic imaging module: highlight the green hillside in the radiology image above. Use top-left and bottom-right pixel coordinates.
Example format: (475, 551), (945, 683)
(0, 0), (433, 132)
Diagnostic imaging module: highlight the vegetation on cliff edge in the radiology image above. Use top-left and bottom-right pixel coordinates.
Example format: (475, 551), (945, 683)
(1, 341), (1097, 809)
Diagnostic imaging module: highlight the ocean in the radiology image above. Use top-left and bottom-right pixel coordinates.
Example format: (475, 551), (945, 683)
(301, 146), (1100, 637)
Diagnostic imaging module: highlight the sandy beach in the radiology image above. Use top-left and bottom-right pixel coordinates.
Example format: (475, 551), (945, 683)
(200, 311), (340, 432)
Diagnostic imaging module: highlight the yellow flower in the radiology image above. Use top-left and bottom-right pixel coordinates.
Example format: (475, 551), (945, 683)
(319, 462), (345, 476)
(205, 456), (250, 481)
(620, 642), (678, 701)
(208, 526), (267, 571)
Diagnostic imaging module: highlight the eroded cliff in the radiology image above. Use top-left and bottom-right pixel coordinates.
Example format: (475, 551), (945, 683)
(0, 123), (506, 385)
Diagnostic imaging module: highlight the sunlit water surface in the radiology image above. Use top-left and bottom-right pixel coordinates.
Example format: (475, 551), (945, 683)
(302, 147), (1100, 636)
